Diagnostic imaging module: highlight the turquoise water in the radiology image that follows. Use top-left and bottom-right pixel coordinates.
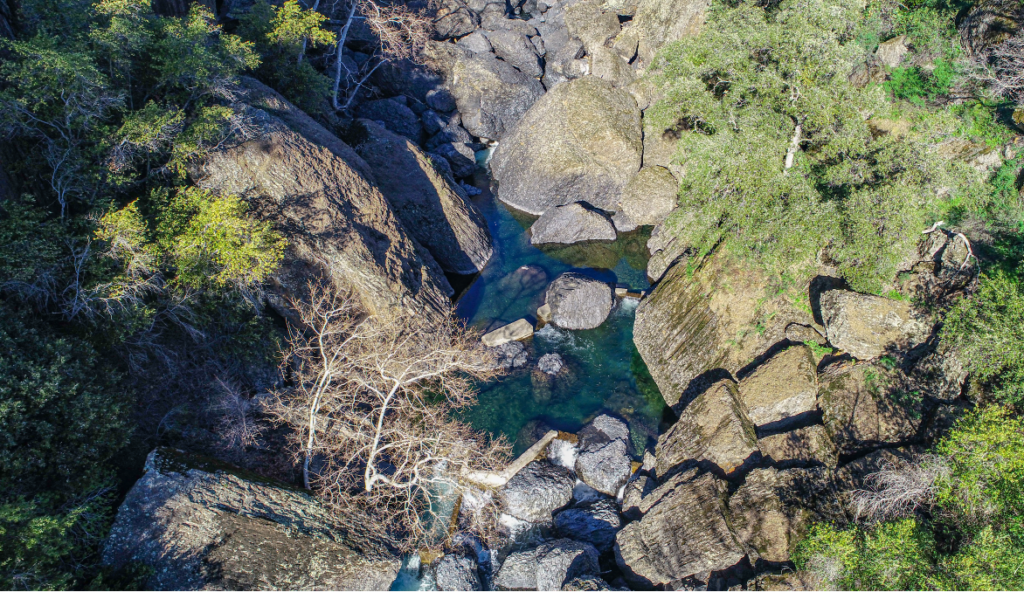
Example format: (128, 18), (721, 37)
(456, 163), (666, 456)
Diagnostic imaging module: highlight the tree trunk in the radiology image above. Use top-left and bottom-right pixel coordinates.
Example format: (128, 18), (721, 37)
(784, 121), (802, 171)
(332, 2), (358, 111)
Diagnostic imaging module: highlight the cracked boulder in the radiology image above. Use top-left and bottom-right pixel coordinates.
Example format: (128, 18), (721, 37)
(819, 289), (931, 360)
(499, 461), (575, 522)
(544, 272), (614, 330)
(575, 414), (633, 496)
(738, 345), (818, 427)
(495, 539), (601, 591)
(554, 498), (623, 553)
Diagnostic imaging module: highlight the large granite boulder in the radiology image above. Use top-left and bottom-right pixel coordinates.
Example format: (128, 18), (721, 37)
(726, 467), (843, 563)
(589, 46), (636, 88)
(738, 345), (818, 427)
(426, 42), (545, 141)
(575, 414), (633, 496)
(191, 78), (451, 320)
(544, 272), (614, 330)
(354, 97), (422, 142)
(433, 0), (480, 38)
(634, 255), (813, 408)
(564, 0), (621, 52)
(102, 448), (400, 590)
(617, 165), (678, 230)
(655, 378), (759, 476)
(484, 28), (543, 77)
(758, 425), (838, 469)
(490, 76), (642, 215)
(499, 460), (575, 522)
(633, 0), (710, 65)
(554, 498), (623, 553)
(530, 202), (617, 245)
(818, 360), (923, 455)
(958, 0), (1024, 56)
(615, 468), (744, 586)
(435, 553), (483, 591)
(819, 289), (932, 360)
(495, 539), (601, 591)
(348, 119), (492, 275)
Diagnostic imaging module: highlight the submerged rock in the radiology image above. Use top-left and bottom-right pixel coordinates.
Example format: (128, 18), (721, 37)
(554, 498), (622, 553)
(538, 352), (565, 375)
(493, 340), (529, 370)
(819, 289), (931, 360)
(544, 272), (614, 330)
(102, 448), (400, 591)
(530, 203), (617, 245)
(738, 345), (818, 427)
(495, 539), (601, 591)
(499, 461), (575, 522)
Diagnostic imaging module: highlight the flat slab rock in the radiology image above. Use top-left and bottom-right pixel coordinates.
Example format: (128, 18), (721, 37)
(615, 468), (744, 586)
(655, 378), (759, 476)
(495, 538), (601, 591)
(738, 345), (818, 427)
(530, 203), (617, 245)
(820, 289), (931, 360)
(482, 318), (534, 347)
(102, 448), (399, 591)
(545, 272), (614, 330)
(499, 460), (574, 522)
(758, 424), (838, 469)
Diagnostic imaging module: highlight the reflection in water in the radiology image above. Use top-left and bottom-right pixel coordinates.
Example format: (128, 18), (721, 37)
(456, 167), (665, 455)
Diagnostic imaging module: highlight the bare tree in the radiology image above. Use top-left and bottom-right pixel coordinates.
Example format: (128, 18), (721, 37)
(852, 454), (951, 520)
(330, 0), (432, 110)
(271, 282), (510, 549)
(965, 30), (1024, 106)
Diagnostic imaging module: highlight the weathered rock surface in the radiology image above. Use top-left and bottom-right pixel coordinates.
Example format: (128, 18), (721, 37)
(554, 498), (622, 553)
(726, 467), (843, 563)
(617, 165), (677, 229)
(482, 318), (535, 346)
(433, 0), (480, 39)
(758, 425), (838, 469)
(495, 539), (601, 591)
(564, 0), (621, 52)
(633, 0), (710, 65)
(876, 34), (909, 67)
(576, 414), (633, 496)
(818, 360), (923, 455)
(491, 76), (642, 215)
(820, 289), (931, 360)
(589, 46), (636, 88)
(615, 468), (744, 585)
(738, 345), (818, 427)
(530, 203), (617, 245)
(102, 448), (399, 591)
(493, 340), (529, 370)
(499, 461), (575, 522)
(192, 78), (451, 319)
(427, 42), (545, 140)
(355, 97), (422, 141)
(655, 379), (759, 476)
(545, 272), (614, 330)
(349, 119), (492, 275)
(561, 575), (615, 591)
(484, 28), (543, 77)
(435, 553), (483, 591)
(539, 352), (565, 374)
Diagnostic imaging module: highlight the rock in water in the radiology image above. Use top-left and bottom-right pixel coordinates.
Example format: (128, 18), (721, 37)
(819, 289), (931, 360)
(435, 553), (483, 591)
(530, 203), (617, 245)
(482, 318), (535, 346)
(538, 352), (565, 374)
(615, 468), (744, 586)
(191, 78), (452, 320)
(738, 345), (818, 427)
(494, 539), (601, 590)
(575, 414), (633, 496)
(544, 272), (614, 330)
(655, 378), (759, 476)
(499, 461), (575, 522)
(490, 76), (642, 215)
(494, 340), (529, 370)
(554, 498), (623, 553)
(102, 448), (400, 591)
(349, 119), (492, 275)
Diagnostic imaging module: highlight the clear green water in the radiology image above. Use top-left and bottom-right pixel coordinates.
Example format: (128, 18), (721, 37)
(456, 165), (666, 456)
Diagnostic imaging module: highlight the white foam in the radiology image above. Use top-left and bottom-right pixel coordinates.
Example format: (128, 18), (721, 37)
(572, 480), (603, 503)
(499, 513), (534, 541)
(547, 438), (579, 471)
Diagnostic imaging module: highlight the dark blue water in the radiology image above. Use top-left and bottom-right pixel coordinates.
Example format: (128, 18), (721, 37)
(456, 155), (665, 456)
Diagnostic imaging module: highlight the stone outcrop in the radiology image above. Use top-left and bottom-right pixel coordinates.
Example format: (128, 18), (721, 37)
(484, 28), (543, 77)
(726, 467), (843, 563)
(819, 289), (931, 360)
(617, 165), (678, 230)
(495, 539), (601, 591)
(655, 378), (759, 476)
(192, 78), (452, 320)
(530, 203), (617, 245)
(499, 460), (575, 522)
(615, 468), (744, 585)
(554, 498), (623, 553)
(544, 272), (614, 330)
(348, 119), (492, 275)
(633, 0), (710, 66)
(738, 345), (818, 427)
(575, 414), (633, 496)
(490, 76), (642, 215)
(758, 425), (838, 469)
(102, 448), (400, 591)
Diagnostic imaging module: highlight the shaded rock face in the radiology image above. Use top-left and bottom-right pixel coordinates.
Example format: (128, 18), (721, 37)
(738, 345), (818, 427)
(561, 574), (615, 591)
(555, 499), (623, 553)
(192, 78), (452, 320)
(355, 97), (423, 142)
(545, 272), (614, 330)
(490, 76), (642, 216)
(655, 379), (759, 476)
(833, 446), (920, 509)
(615, 468), (744, 586)
(499, 461), (575, 522)
(758, 425), (838, 469)
(348, 119), (492, 275)
(530, 202), (617, 245)
(495, 539), (601, 591)
(575, 414), (633, 496)
(818, 361), (923, 456)
(820, 289), (931, 360)
(484, 28), (543, 77)
(433, 0), (480, 39)
(633, 0), (710, 65)
(428, 43), (545, 141)
(959, 0), (1024, 56)
(726, 467), (843, 563)
(617, 165), (678, 229)
(102, 449), (399, 591)
(435, 553), (483, 591)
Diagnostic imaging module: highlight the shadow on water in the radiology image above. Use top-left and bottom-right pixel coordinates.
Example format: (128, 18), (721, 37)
(456, 163), (664, 456)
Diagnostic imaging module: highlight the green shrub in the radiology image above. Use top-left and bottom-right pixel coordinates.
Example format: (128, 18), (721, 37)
(886, 60), (956, 105)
